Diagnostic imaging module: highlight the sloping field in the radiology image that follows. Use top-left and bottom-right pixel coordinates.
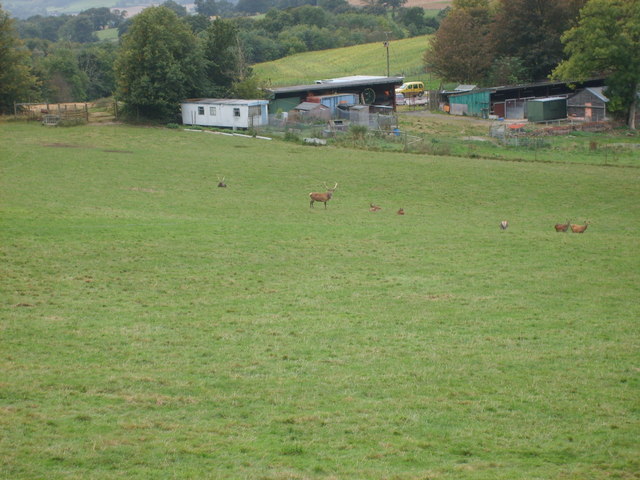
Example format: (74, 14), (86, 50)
(254, 35), (432, 87)
(1, 122), (638, 479)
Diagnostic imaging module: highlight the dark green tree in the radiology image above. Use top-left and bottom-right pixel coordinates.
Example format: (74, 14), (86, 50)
(397, 7), (434, 35)
(0, 4), (39, 111)
(185, 13), (211, 34)
(16, 14), (68, 42)
(59, 16), (97, 43)
(291, 5), (330, 28)
(256, 8), (294, 35)
(78, 42), (117, 100)
(115, 6), (202, 120)
(553, 0), (640, 129)
(40, 46), (88, 102)
(195, 0), (218, 17)
(202, 18), (245, 96)
(78, 7), (124, 30)
(487, 56), (528, 86)
(161, 0), (187, 17)
(491, 0), (586, 81)
(235, 0), (274, 15)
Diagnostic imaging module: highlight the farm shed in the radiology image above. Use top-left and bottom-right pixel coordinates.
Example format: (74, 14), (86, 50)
(526, 97), (567, 122)
(441, 79), (605, 119)
(181, 99), (269, 129)
(448, 90), (491, 117)
(306, 93), (359, 116)
(265, 76), (404, 114)
(567, 87), (609, 121)
(288, 102), (330, 123)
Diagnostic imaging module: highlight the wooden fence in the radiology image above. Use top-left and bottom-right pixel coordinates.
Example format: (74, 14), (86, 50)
(14, 103), (89, 125)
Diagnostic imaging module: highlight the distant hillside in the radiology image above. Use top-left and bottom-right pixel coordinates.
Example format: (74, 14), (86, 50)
(4, 0), (179, 18)
(253, 35), (435, 88)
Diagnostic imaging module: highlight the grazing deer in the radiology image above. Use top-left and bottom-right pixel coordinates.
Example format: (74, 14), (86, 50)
(570, 221), (590, 233)
(555, 220), (570, 232)
(397, 208), (405, 215)
(309, 182), (338, 208)
(500, 220), (509, 230)
(369, 203), (381, 212)
(217, 176), (227, 188)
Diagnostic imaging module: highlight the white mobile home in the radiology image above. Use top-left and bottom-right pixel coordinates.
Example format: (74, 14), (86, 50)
(181, 99), (269, 129)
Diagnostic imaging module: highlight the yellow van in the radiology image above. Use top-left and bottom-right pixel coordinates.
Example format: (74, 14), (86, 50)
(395, 81), (425, 97)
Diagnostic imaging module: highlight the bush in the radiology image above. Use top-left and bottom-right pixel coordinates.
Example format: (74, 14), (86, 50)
(349, 124), (368, 140)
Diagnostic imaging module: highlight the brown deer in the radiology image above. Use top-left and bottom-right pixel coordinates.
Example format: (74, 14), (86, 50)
(217, 176), (227, 188)
(369, 203), (381, 212)
(397, 208), (405, 215)
(554, 220), (570, 232)
(570, 221), (590, 233)
(500, 220), (508, 230)
(309, 182), (338, 208)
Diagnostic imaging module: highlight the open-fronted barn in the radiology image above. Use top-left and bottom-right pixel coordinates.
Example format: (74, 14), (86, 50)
(265, 76), (404, 114)
(444, 79), (605, 119)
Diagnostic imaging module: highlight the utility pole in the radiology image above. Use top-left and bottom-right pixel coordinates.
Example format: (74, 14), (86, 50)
(383, 32), (391, 77)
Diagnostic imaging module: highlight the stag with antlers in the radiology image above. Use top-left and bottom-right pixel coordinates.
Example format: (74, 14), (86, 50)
(309, 182), (338, 209)
(217, 176), (227, 188)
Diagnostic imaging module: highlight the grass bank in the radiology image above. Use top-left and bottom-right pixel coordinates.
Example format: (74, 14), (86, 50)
(253, 35), (435, 88)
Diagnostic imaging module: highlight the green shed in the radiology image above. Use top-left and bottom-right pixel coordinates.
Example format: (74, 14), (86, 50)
(448, 90), (491, 117)
(526, 97), (567, 122)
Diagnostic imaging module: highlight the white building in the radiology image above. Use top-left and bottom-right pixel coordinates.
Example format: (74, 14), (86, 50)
(181, 99), (269, 129)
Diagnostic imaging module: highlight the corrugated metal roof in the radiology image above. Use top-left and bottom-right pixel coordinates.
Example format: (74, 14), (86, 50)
(454, 84), (477, 91)
(529, 97), (566, 102)
(585, 87), (609, 102)
(267, 76), (404, 95)
(293, 102), (329, 111)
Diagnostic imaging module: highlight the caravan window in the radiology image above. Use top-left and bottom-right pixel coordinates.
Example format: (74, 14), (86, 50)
(234, 108), (241, 117)
(197, 106), (204, 115)
(210, 106), (216, 115)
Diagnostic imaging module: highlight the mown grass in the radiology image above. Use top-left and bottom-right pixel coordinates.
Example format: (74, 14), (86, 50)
(254, 35), (435, 87)
(1, 121), (639, 479)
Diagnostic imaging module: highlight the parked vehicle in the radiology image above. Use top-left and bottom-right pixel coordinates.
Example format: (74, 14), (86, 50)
(395, 81), (424, 97)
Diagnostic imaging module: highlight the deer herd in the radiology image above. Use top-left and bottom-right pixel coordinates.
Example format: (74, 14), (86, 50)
(218, 176), (591, 232)
(501, 219), (590, 232)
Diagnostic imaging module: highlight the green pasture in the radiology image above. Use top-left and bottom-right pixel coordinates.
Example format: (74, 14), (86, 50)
(1, 122), (638, 479)
(96, 28), (119, 42)
(254, 35), (437, 88)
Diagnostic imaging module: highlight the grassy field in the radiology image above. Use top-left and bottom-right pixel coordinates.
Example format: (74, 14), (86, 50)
(1, 121), (639, 479)
(95, 28), (119, 42)
(253, 35), (435, 88)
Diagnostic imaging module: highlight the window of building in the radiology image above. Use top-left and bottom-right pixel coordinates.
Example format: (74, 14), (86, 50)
(234, 108), (240, 117)
(210, 106), (216, 115)
(197, 106), (204, 115)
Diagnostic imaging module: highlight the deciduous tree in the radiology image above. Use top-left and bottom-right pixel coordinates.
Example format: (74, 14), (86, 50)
(553, 0), (640, 129)
(0, 5), (39, 112)
(115, 6), (202, 120)
(423, 4), (492, 84)
(491, 0), (587, 81)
